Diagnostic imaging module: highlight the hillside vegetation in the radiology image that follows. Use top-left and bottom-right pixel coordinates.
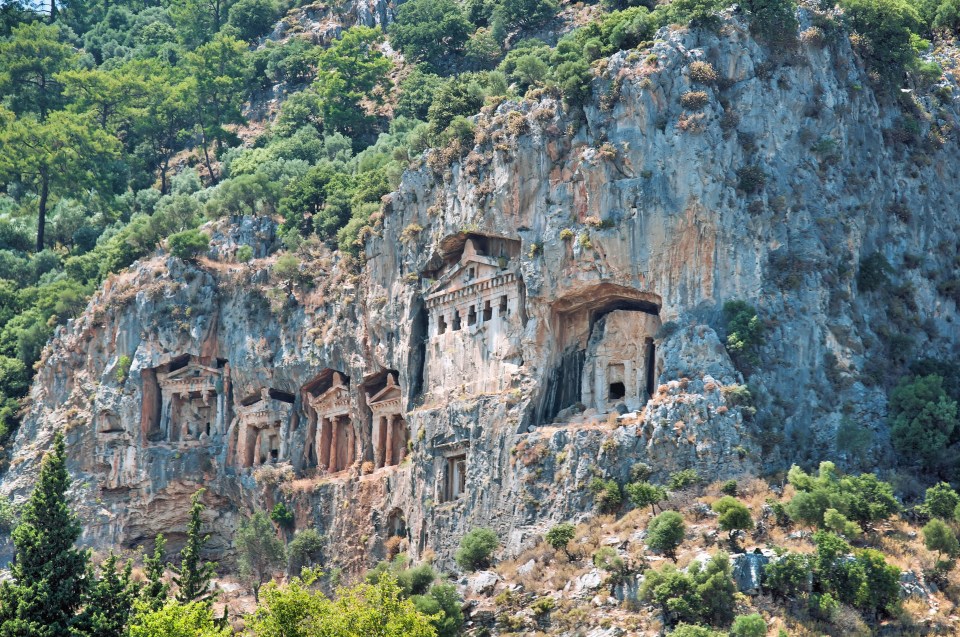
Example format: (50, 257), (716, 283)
(2, 0), (960, 633)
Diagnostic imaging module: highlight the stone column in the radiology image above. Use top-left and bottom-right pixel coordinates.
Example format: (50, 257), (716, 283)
(374, 415), (385, 469)
(329, 417), (339, 472)
(253, 430), (263, 467)
(385, 413), (395, 467)
(346, 416), (356, 467)
(160, 392), (173, 441)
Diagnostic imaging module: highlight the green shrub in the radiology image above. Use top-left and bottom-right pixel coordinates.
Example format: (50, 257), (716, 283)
(639, 552), (736, 627)
(857, 252), (893, 292)
(270, 502), (294, 530)
(670, 623), (727, 637)
(388, 0), (472, 68)
(812, 531), (901, 616)
(411, 583), (463, 637)
(889, 375), (958, 473)
(923, 518), (959, 560)
(712, 496), (753, 548)
(763, 551), (810, 599)
(228, 0), (278, 41)
(625, 481), (667, 513)
(592, 546), (625, 572)
(667, 469), (702, 491)
(236, 245), (254, 262)
(924, 482), (960, 519)
(735, 165), (766, 194)
(720, 479), (738, 496)
(647, 510), (686, 559)
(688, 60), (718, 83)
(589, 477), (623, 513)
(545, 523), (576, 556)
(839, 0), (921, 78)
(455, 528), (498, 571)
(167, 229), (209, 261)
(286, 528), (324, 576)
(784, 462), (899, 530)
(722, 300), (764, 365)
(115, 355), (132, 384)
(731, 613), (767, 637)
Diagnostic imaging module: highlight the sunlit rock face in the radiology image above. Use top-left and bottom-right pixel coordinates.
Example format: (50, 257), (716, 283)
(3, 10), (960, 572)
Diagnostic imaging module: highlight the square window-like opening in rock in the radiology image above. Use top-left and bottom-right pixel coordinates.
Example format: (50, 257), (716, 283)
(608, 382), (626, 400)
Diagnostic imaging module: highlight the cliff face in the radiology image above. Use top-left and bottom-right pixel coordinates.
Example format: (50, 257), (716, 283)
(3, 11), (959, 571)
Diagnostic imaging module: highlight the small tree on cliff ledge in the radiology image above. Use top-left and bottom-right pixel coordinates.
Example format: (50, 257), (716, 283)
(0, 430), (90, 637)
(172, 489), (217, 604)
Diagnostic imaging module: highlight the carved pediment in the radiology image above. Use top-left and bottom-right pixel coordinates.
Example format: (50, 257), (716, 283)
(158, 363), (220, 395)
(310, 384), (351, 418)
(425, 256), (504, 298)
(237, 396), (292, 430)
(367, 373), (402, 413)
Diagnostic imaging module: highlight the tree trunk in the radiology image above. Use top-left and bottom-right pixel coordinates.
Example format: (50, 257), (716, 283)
(36, 168), (49, 252)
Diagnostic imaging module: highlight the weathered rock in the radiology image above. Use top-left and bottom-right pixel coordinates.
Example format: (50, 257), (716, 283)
(468, 571), (500, 596)
(731, 550), (773, 595)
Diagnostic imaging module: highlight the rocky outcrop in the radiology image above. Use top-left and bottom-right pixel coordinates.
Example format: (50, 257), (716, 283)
(3, 9), (960, 573)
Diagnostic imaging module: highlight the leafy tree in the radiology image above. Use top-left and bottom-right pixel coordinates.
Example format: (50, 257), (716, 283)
(164, 0), (236, 47)
(426, 73), (487, 135)
(228, 0), (278, 41)
(0, 431), (89, 636)
(142, 535), (170, 611)
(455, 527), (498, 570)
(396, 67), (445, 120)
(639, 553), (736, 627)
(167, 229), (210, 260)
(287, 528), (324, 576)
(712, 496), (753, 549)
(668, 469), (702, 491)
(742, 0), (797, 46)
(235, 511), (286, 602)
(389, 0), (473, 69)
(723, 300), (764, 364)
(73, 553), (141, 637)
(0, 109), (121, 251)
(731, 613), (767, 637)
(925, 482), (960, 519)
(624, 482), (667, 513)
(589, 477), (622, 513)
(410, 583), (463, 637)
(811, 531), (900, 617)
(839, 0), (921, 77)
(127, 600), (231, 637)
(889, 375), (958, 473)
(923, 518), (959, 561)
(0, 22), (76, 120)
(763, 551), (810, 599)
(313, 27), (392, 141)
(823, 508), (861, 538)
(646, 510), (686, 560)
(172, 489), (217, 604)
(784, 462), (899, 530)
(183, 32), (251, 181)
(249, 570), (437, 637)
(491, 0), (559, 38)
(545, 523), (576, 558)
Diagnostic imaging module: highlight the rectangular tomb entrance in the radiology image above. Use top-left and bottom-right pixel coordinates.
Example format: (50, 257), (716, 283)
(235, 388), (294, 468)
(306, 371), (355, 473)
(153, 357), (229, 443)
(364, 371), (408, 470)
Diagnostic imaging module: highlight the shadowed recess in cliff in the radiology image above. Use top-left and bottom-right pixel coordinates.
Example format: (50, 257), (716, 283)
(537, 284), (661, 424)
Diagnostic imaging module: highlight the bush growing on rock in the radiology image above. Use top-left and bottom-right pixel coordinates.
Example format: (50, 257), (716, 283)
(723, 300), (764, 364)
(922, 518), (959, 562)
(545, 523), (576, 557)
(236, 245), (254, 262)
(410, 582), (463, 637)
(668, 469), (702, 491)
(589, 477), (623, 513)
(763, 551), (811, 599)
(639, 552), (736, 627)
(731, 613), (768, 637)
(924, 482), (960, 518)
(646, 510), (686, 559)
(680, 90), (710, 109)
(167, 229), (209, 261)
(626, 480), (667, 513)
(888, 375), (958, 476)
(455, 527), (499, 570)
(287, 528), (324, 576)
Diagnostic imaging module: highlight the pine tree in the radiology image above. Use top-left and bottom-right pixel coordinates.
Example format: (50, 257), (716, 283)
(0, 431), (89, 636)
(142, 534), (170, 610)
(172, 489), (217, 604)
(72, 552), (140, 637)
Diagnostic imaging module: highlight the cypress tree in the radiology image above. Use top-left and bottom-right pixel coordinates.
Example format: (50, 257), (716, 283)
(172, 489), (217, 603)
(0, 431), (89, 636)
(142, 534), (169, 610)
(72, 552), (140, 637)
